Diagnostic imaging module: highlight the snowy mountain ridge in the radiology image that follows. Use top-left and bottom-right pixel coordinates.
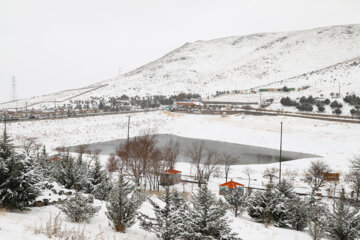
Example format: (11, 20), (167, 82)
(1, 24), (360, 109)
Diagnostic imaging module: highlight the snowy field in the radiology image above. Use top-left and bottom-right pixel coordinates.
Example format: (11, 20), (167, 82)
(1, 111), (360, 239)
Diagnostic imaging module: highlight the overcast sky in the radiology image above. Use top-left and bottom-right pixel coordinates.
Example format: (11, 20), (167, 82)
(1, 0), (360, 102)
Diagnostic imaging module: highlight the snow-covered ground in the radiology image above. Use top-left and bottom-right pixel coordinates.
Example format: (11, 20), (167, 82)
(1, 111), (359, 240)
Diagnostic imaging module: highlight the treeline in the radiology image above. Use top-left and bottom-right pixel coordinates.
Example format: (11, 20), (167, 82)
(280, 96), (344, 114)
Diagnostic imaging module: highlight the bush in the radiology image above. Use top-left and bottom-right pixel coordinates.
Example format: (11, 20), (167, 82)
(333, 108), (342, 115)
(317, 104), (325, 113)
(299, 96), (316, 105)
(58, 192), (100, 223)
(324, 98), (331, 105)
(280, 97), (298, 107)
(330, 101), (343, 109)
(296, 103), (313, 112)
(350, 107), (360, 116)
(344, 94), (360, 106)
(282, 86), (290, 92)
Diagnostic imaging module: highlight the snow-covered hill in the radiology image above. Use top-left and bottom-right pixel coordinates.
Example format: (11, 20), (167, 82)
(1, 24), (360, 109)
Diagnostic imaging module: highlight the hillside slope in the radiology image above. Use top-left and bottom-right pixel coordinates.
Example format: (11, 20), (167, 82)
(90, 24), (360, 98)
(1, 24), (360, 109)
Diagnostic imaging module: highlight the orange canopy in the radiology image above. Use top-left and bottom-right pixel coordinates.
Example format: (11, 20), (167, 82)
(165, 169), (182, 175)
(220, 180), (244, 189)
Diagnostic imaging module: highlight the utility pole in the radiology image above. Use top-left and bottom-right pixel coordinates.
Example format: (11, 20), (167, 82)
(279, 121), (283, 183)
(127, 115), (130, 143)
(3, 109), (7, 132)
(259, 91), (262, 108)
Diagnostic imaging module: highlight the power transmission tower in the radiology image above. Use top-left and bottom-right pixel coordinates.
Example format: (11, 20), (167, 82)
(279, 122), (283, 183)
(11, 75), (17, 101)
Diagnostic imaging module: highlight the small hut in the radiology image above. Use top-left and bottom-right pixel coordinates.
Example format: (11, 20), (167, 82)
(160, 169), (182, 186)
(219, 180), (244, 195)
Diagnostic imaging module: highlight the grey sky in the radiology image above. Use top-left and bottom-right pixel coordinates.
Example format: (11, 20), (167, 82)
(1, 0), (359, 102)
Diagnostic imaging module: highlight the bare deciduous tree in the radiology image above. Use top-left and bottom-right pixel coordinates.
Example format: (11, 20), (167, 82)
(263, 167), (279, 185)
(75, 144), (89, 161)
(186, 142), (206, 186)
(305, 160), (331, 196)
(162, 139), (181, 170)
(220, 153), (239, 182)
(283, 168), (298, 185)
(107, 153), (119, 173)
(203, 149), (221, 181)
(87, 149), (101, 169)
(346, 157), (360, 201)
(116, 133), (160, 188)
(243, 167), (254, 195)
(21, 137), (38, 156)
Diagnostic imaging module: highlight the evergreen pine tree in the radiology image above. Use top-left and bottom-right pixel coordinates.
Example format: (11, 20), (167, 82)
(139, 188), (187, 240)
(326, 193), (360, 240)
(273, 181), (295, 227)
(224, 189), (248, 217)
(0, 129), (40, 209)
(307, 199), (328, 240)
(87, 158), (107, 193)
(58, 192), (100, 223)
(34, 146), (53, 179)
(287, 198), (309, 231)
(106, 174), (140, 232)
(247, 185), (279, 226)
(188, 184), (240, 240)
(53, 153), (88, 191)
(92, 176), (113, 201)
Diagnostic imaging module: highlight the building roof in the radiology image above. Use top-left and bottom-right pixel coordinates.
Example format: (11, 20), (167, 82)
(220, 180), (244, 189)
(165, 169), (182, 174)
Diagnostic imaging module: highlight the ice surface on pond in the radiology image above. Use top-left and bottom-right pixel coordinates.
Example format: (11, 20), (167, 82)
(70, 134), (319, 165)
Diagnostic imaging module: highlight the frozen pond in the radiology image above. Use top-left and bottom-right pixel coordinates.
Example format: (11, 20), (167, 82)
(69, 134), (319, 165)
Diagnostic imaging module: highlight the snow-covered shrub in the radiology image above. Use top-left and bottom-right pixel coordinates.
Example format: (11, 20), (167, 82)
(33, 146), (54, 180)
(248, 182), (296, 227)
(58, 192), (100, 223)
(307, 200), (328, 240)
(92, 177), (113, 201)
(0, 129), (40, 210)
(287, 198), (309, 231)
(326, 194), (360, 240)
(106, 174), (141, 232)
